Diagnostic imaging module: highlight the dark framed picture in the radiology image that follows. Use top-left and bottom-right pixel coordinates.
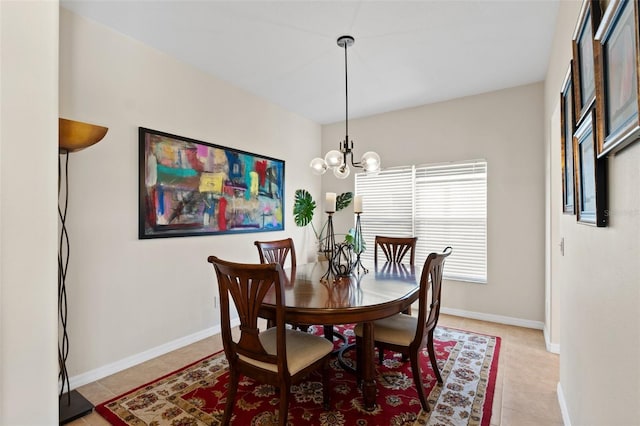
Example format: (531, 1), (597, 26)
(139, 127), (285, 239)
(573, 110), (608, 226)
(561, 63), (576, 214)
(594, 0), (640, 157)
(572, 0), (603, 125)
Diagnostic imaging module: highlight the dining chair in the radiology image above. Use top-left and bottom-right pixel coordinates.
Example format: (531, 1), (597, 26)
(208, 256), (332, 426)
(254, 238), (297, 269)
(254, 238), (306, 331)
(354, 247), (452, 412)
(375, 236), (417, 320)
(374, 236), (417, 265)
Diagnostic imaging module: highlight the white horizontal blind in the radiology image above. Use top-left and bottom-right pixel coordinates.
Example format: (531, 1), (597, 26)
(355, 167), (414, 264)
(355, 160), (487, 283)
(415, 160), (487, 283)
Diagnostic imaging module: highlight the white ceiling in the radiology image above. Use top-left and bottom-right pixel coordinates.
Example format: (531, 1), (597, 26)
(60, 0), (559, 124)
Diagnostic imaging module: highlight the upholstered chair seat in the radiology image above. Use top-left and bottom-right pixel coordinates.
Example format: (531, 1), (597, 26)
(354, 313), (417, 347)
(239, 328), (333, 374)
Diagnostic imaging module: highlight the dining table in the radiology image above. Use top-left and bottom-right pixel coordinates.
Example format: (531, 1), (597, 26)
(259, 260), (419, 411)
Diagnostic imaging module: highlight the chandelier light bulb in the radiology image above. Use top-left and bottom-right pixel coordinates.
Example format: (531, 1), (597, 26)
(324, 150), (344, 168)
(361, 151), (381, 172)
(334, 163), (351, 179)
(310, 157), (328, 175)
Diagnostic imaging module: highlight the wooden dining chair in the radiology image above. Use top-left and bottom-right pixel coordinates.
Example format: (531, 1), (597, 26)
(254, 238), (305, 330)
(374, 236), (417, 265)
(208, 256), (332, 426)
(254, 238), (297, 269)
(354, 247), (452, 412)
(375, 236), (417, 320)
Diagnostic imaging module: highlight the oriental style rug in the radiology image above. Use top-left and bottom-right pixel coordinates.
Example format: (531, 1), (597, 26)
(96, 326), (500, 426)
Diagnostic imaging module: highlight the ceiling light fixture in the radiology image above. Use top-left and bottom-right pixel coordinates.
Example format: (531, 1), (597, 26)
(310, 35), (380, 179)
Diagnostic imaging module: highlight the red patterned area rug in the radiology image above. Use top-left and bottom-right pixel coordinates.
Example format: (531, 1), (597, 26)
(96, 325), (500, 426)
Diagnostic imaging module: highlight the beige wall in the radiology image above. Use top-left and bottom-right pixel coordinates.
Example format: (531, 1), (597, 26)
(0, 1), (59, 423)
(545, 1), (640, 425)
(59, 9), (322, 382)
(323, 83), (546, 325)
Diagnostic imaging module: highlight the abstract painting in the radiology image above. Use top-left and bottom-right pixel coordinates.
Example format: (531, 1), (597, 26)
(139, 128), (284, 239)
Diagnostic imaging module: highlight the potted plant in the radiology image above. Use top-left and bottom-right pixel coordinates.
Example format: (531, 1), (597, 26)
(293, 189), (353, 254)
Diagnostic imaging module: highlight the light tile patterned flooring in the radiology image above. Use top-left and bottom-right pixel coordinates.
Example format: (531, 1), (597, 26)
(70, 314), (563, 425)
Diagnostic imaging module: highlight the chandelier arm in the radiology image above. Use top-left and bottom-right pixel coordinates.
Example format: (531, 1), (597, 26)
(349, 152), (362, 168)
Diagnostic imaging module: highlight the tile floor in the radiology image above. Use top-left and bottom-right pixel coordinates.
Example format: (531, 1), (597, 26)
(70, 314), (563, 425)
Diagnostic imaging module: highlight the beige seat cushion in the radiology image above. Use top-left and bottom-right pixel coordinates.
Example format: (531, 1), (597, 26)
(354, 313), (417, 346)
(238, 328), (333, 375)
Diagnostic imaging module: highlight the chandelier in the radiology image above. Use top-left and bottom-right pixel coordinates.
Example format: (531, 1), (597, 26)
(310, 35), (381, 179)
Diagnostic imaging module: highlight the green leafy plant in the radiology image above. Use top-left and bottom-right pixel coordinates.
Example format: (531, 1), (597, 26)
(293, 189), (353, 245)
(344, 227), (366, 254)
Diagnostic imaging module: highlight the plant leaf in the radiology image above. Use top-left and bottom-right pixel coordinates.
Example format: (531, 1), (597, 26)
(336, 192), (353, 212)
(293, 189), (316, 227)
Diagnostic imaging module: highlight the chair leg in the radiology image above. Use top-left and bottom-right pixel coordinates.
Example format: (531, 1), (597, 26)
(278, 384), (289, 426)
(410, 352), (429, 412)
(222, 369), (238, 425)
(355, 336), (363, 385)
(427, 331), (443, 384)
(378, 347), (384, 364)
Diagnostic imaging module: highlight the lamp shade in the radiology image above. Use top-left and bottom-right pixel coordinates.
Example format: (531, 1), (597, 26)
(59, 118), (108, 153)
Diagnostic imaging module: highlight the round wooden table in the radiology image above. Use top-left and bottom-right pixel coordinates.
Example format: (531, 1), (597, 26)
(259, 261), (419, 411)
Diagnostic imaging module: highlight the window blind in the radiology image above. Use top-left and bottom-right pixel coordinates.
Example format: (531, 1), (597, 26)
(355, 167), (414, 265)
(414, 160), (487, 283)
(355, 160), (487, 283)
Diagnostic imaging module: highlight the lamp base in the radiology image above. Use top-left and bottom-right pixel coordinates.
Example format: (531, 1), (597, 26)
(59, 389), (94, 425)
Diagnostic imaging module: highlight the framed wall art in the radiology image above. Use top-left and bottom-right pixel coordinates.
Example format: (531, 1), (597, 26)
(139, 127), (285, 239)
(572, 0), (603, 124)
(573, 110), (608, 226)
(561, 63), (576, 214)
(594, 0), (640, 157)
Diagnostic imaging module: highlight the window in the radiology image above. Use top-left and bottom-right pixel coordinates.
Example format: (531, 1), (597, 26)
(355, 160), (487, 283)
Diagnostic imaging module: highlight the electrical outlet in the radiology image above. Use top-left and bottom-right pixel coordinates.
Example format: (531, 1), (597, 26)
(559, 237), (565, 256)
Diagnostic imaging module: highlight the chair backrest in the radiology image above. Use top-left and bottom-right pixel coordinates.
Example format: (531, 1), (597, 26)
(415, 247), (453, 342)
(208, 256), (289, 373)
(374, 236), (417, 265)
(254, 238), (297, 268)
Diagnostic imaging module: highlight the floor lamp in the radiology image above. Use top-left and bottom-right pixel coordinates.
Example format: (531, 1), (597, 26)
(58, 118), (108, 424)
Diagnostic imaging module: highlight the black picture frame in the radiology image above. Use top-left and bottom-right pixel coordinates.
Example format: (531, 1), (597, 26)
(572, 0), (603, 125)
(561, 63), (576, 215)
(139, 127), (285, 239)
(574, 110), (608, 226)
(594, 0), (640, 157)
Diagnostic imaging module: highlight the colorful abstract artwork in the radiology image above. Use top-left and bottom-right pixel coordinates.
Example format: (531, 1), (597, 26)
(139, 128), (284, 239)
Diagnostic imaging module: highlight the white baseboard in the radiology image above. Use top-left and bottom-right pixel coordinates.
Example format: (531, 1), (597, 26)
(440, 307), (545, 330)
(543, 325), (561, 354)
(557, 382), (571, 426)
(69, 318), (240, 390)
